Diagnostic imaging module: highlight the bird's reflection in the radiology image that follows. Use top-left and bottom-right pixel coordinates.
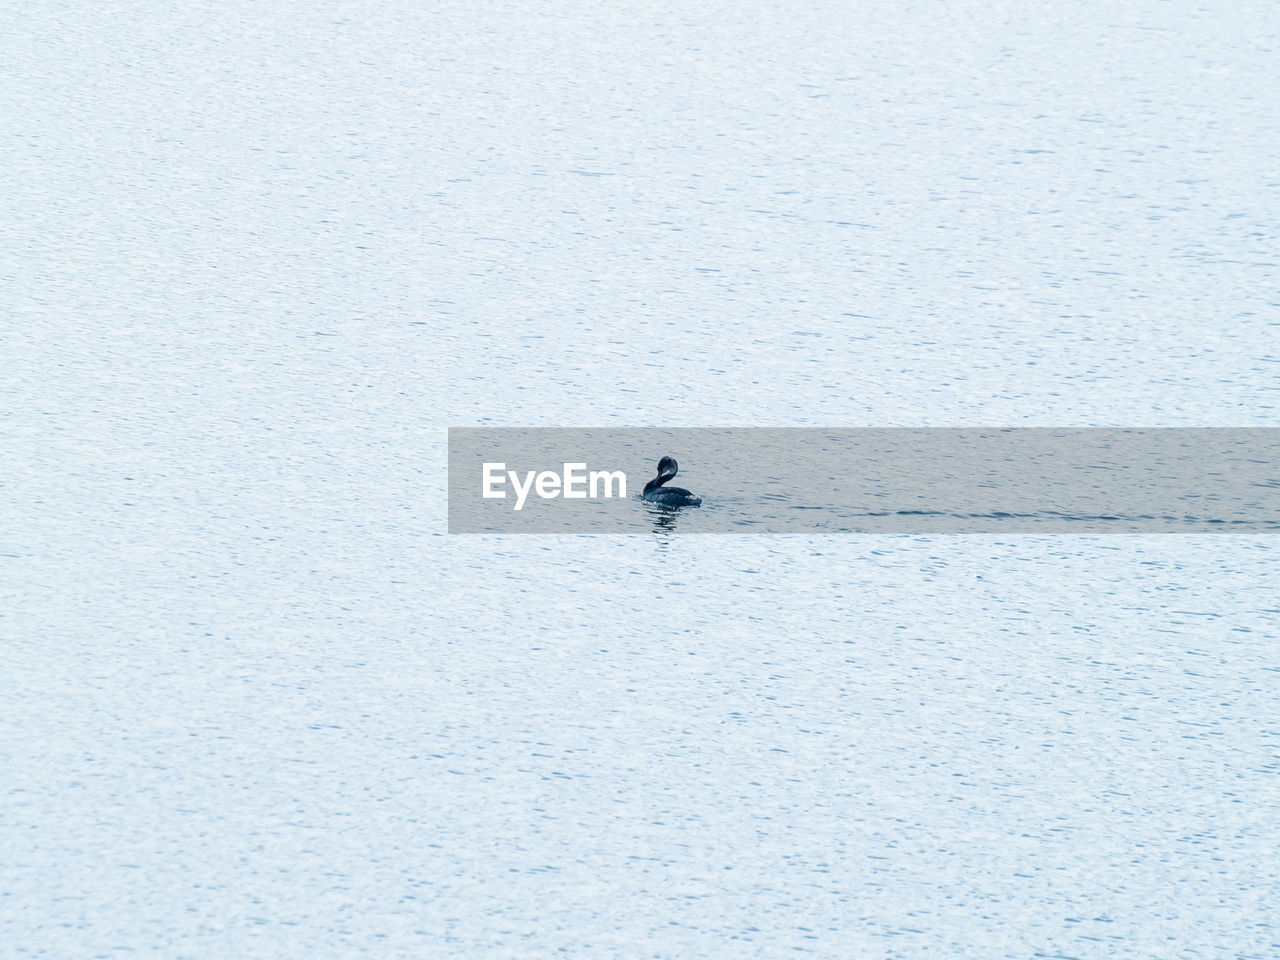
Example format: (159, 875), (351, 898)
(644, 502), (682, 536)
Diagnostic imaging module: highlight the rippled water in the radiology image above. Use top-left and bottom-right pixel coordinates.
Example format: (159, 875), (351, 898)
(4, 0), (1279, 957)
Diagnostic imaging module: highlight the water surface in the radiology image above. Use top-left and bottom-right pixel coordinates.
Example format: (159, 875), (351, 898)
(3, 0), (1279, 957)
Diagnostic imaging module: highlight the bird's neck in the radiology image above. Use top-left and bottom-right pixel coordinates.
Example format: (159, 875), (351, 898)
(644, 472), (675, 493)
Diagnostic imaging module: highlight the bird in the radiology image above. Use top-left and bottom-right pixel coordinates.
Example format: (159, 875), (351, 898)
(641, 456), (702, 507)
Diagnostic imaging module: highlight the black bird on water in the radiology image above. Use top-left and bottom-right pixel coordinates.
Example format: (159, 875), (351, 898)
(642, 456), (702, 507)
